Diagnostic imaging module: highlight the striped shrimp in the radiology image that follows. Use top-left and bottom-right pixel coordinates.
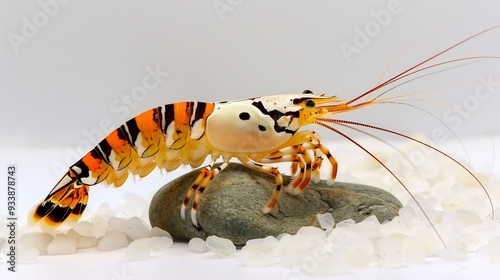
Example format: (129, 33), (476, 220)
(32, 27), (498, 243)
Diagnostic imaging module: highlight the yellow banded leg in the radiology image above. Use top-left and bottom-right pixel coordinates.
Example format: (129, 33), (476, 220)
(316, 144), (338, 184)
(311, 148), (323, 183)
(289, 145), (312, 193)
(181, 161), (214, 221)
(241, 159), (283, 213)
(291, 161), (299, 175)
(259, 153), (306, 192)
(302, 143), (338, 184)
(265, 144), (314, 193)
(190, 161), (229, 226)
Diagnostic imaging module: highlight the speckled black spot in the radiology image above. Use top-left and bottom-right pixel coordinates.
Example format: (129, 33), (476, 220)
(239, 112), (250, 120)
(258, 125), (266, 131)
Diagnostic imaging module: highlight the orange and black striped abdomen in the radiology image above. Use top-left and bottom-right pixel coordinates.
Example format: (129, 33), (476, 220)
(78, 101), (216, 186)
(33, 102), (215, 227)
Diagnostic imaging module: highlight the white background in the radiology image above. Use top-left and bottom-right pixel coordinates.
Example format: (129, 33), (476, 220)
(1, 0), (500, 148)
(1, 0), (500, 279)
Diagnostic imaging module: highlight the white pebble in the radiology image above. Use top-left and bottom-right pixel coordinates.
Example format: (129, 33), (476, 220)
(487, 236), (500, 262)
(316, 213), (334, 230)
(277, 234), (309, 267)
(125, 238), (151, 260)
(98, 230), (129, 251)
(18, 246), (39, 264)
(125, 236), (173, 260)
(188, 238), (208, 253)
(123, 217), (150, 240)
(241, 236), (279, 266)
(47, 234), (78, 255)
(19, 232), (53, 255)
(73, 221), (93, 236)
(276, 233), (289, 240)
(351, 215), (380, 239)
(436, 220), (473, 257)
(336, 219), (356, 228)
(108, 217), (128, 232)
(300, 227), (327, 250)
(76, 235), (97, 249)
(477, 236), (500, 263)
(91, 215), (109, 237)
(380, 216), (412, 235)
(398, 206), (417, 220)
(108, 216), (150, 240)
(296, 226), (326, 237)
(206, 236), (236, 258)
(68, 229), (97, 249)
(342, 236), (374, 270)
(327, 222), (375, 270)
(67, 229), (98, 249)
(374, 234), (406, 267)
(149, 227), (173, 240)
(149, 236), (173, 252)
(400, 235), (429, 264)
(438, 242), (469, 261)
(414, 231), (438, 256)
(461, 197), (487, 217)
(454, 209), (483, 227)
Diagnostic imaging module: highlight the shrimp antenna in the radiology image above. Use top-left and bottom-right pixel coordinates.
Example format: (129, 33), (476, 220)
(316, 117), (495, 220)
(347, 25), (500, 105)
(314, 120), (447, 247)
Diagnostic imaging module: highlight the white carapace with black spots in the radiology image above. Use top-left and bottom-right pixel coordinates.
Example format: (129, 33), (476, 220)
(207, 95), (305, 154)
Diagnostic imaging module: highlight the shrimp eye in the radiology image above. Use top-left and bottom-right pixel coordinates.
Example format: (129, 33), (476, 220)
(305, 99), (315, 108)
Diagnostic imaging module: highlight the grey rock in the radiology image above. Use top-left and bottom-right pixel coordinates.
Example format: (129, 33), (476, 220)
(149, 163), (402, 246)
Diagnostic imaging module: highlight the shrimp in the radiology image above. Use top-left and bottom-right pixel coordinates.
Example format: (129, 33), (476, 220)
(32, 26), (498, 246)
